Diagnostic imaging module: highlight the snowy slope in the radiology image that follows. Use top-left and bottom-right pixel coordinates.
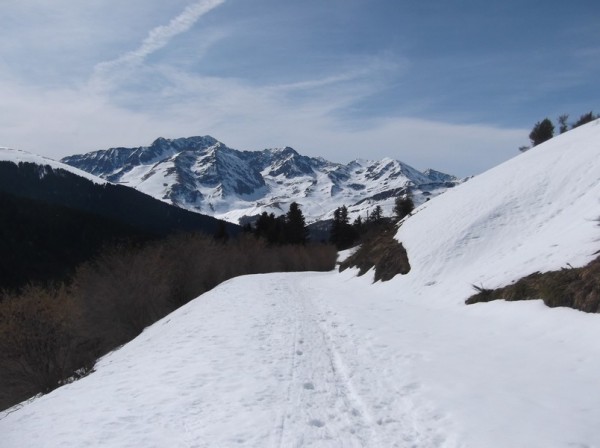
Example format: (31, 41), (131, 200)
(0, 147), (107, 184)
(3, 121), (600, 447)
(395, 118), (600, 302)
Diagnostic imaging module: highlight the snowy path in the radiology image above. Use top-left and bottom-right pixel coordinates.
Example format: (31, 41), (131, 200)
(286, 277), (452, 448)
(269, 276), (446, 448)
(0, 272), (451, 448)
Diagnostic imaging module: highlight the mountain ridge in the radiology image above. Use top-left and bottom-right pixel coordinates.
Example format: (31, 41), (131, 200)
(62, 136), (462, 224)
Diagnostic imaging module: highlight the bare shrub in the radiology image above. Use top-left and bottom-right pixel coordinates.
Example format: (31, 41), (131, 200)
(73, 242), (175, 347)
(340, 223), (410, 281)
(163, 234), (221, 306)
(468, 284), (496, 302)
(307, 244), (338, 272)
(466, 257), (600, 313)
(0, 284), (94, 410)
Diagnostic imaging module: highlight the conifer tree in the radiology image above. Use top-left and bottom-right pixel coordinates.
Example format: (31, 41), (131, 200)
(558, 114), (569, 134)
(285, 202), (309, 245)
(254, 212), (284, 244)
(394, 195), (414, 222)
(529, 118), (554, 146)
(330, 205), (357, 249)
(369, 205), (383, 222)
(352, 215), (363, 229)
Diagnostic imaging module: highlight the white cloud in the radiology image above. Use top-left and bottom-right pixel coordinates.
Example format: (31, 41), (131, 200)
(91, 0), (226, 89)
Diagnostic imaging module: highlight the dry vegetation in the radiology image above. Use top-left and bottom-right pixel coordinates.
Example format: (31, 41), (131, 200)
(466, 256), (600, 313)
(0, 234), (337, 411)
(339, 221), (410, 282)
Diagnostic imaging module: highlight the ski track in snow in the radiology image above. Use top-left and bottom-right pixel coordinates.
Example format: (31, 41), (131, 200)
(288, 279), (451, 448)
(274, 279), (382, 447)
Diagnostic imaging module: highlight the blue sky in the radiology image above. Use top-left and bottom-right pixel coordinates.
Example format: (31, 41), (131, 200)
(1, 0), (598, 175)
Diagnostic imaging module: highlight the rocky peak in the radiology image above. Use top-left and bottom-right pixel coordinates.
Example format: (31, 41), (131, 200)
(61, 134), (461, 224)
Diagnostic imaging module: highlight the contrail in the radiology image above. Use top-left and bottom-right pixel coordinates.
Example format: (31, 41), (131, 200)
(92, 0), (225, 84)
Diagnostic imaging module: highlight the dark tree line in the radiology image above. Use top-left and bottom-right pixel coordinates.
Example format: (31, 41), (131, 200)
(330, 206), (357, 250)
(251, 202), (309, 245)
(329, 195), (414, 250)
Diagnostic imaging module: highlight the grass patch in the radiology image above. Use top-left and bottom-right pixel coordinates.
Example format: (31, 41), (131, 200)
(466, 256), (600, 313)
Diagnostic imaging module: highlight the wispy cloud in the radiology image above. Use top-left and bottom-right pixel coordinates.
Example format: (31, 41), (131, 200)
(91, 0), (225, 87)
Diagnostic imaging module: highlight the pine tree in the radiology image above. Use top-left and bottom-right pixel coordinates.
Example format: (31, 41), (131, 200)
(369, 205), (383, 222)
(285, 202), (309, 245)
(393, 195), (414, 222)
(529, 118), (555, 146)
(254, 212), (272, 240)
(330, 205), (357, 249)
(254, 212), (284, 244)
(330, 207), (343, 247)
(558, 114), (569, 134)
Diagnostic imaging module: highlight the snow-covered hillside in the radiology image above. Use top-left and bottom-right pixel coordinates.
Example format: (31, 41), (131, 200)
(0, 147), (107, 184)
(3, 120), (600, 447)
(61, 137), (461, 224)
(395, 117), (600, 300)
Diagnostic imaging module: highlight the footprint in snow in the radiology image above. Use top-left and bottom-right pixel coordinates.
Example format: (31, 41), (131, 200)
(308, 419), (325, 428)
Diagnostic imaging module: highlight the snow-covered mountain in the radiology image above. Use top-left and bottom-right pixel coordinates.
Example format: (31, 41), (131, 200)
(61, 137), (461, 224)
(4, 120), (600, 447)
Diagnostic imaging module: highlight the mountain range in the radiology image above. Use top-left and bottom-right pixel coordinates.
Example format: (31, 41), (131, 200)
(62, 136), (462, 224)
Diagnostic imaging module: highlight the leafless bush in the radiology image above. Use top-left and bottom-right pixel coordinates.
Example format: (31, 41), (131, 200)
(73, 242), (175, 347)
(466, 257), (600, 313)
(0, 284), (94, 410)
(339, 225), (410, 281)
